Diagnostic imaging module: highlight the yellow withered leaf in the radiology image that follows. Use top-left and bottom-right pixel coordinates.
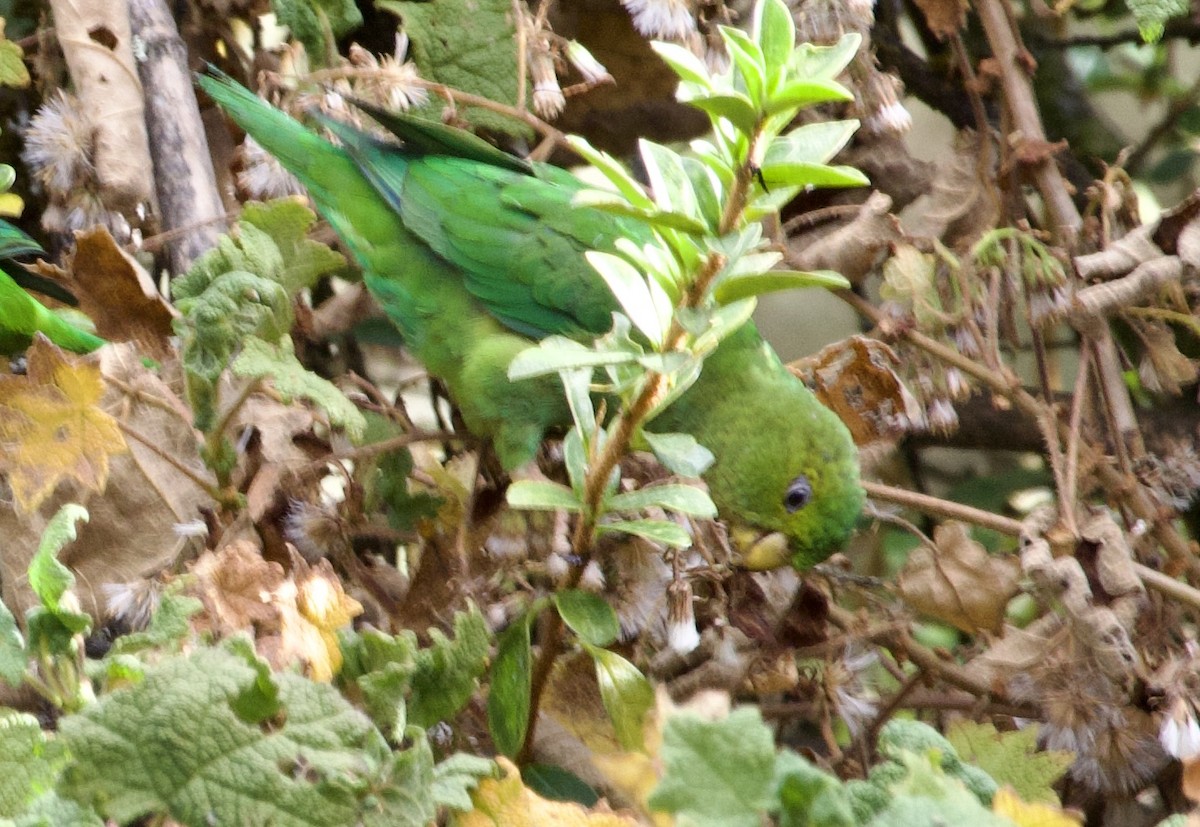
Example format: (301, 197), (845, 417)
(992, 787), (1082, 827)
(454, 758), (638, 827)
(0, 335), (126, 511)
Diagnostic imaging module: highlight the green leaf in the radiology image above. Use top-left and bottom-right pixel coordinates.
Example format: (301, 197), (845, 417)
(232, 336), (366, 439)
(648, 707), (778, 826)
(361, 730), (437, 827)
(788, 32), (861, 82)
(407, 606), (490, 729)
(775, 750), (856, 827)
(587, 252), (669, 347)
(0, 37), (29, 89)
(721, 26), (767, 108)
(28, 504), (87, 611)
(508, 336), (639, 381)
(713, 269), (850, 303)
(764, 120), (861, 167)
(759, 162), (869, 190)
(431, 753), (497, 812)
(564, 136), (655, 210)
(640, 140), (701, 222)
(573, 190), (711, 234)
(754, 0), (796, 83)
(642, 431), (715, 477)
(506, 480), (582, 512)
(946, 721), (1072, 805)
(1125, 0), (1187, 41)
(488, 611), (535, 757)
(553, 590), (619, 647)
(60, 642), (394, 826)
(0, 709), (67, 818)
(650, 41), (713, 88)
(584, 645), (654, 752)
(339, 606), (490, 739)
(562, 427), (588, 497)
(0, 598), (25, 686)
(685, 94), (761, 136)
(109, 592), (201, 656)
(271, 0), (362, 66)
(765, 78), (855, 115)
(239, 200), (347, 295)
(378, 0), (530, 136)
(598, 519), (692, 548)
(607, 484), (717, 518)
(523, 764), (600, 806)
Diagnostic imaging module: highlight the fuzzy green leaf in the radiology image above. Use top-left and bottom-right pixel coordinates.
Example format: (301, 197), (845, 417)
(407, 606), (490, 729)
(0, 710), (67, 818)
(648, 707), (778, 826)
(721, 26), (767, 108)
(379, 0), (530, 136)
(232, 336), (366, 438)
(271, 0), (361, 66)
(239, 200), (346, 295)
(554, 590), (620, 647)
(946, 721), (1072, 805)
(360, 730), (437, 827)
(431, 753), (497, 812)
(765, 78), (855, 115)
(685, 94), (761, 136)
(60, 643), (395, 826)
(27, 504), (87, 611)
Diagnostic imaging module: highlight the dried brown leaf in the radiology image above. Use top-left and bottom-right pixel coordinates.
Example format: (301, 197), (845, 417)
(792, 335), (922, 445)
(30, 228), (175, 359)
(898, 521), (1020, 634)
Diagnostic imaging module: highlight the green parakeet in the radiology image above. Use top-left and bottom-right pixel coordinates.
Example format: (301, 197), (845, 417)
(198, 73), (863, 569)
(0, 221), (104, 355)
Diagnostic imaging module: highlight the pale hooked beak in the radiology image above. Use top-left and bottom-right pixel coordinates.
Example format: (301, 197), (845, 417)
(730, 527), (790, 571)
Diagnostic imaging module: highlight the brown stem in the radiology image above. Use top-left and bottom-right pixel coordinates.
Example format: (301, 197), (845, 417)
(862, 480), (1025, 536)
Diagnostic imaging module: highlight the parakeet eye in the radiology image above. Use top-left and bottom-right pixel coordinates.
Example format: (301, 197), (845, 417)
(784, 476), (812, 513)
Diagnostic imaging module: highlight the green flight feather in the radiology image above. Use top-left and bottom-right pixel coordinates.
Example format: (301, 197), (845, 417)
(198, 70), (863, 567)
(0, 221), (104, 355)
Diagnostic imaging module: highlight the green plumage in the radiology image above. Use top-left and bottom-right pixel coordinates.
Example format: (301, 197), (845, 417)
(199, 74), (863, 567)
(0, 222), (104, 355)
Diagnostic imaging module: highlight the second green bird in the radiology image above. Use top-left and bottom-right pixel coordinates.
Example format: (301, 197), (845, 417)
(198, 73), (863, 569)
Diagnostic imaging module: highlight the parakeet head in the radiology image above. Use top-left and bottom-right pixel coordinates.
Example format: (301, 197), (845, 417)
(655, 324), (864, 569)
(705, 389), (864, 570)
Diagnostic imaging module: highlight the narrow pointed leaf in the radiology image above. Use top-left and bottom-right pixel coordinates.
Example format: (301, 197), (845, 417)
(756, 0), (797, 81)
(789, 32), (861, 81)
(584, 644), (655, 752)
(506, 480), (582, 512)
(722, 26), (767, 107)
(640, 140), (700, 220)
(607, 484), (717, 517)
(488, 612), (535, 757)
(686, 94), (760, 135)
(650, 41), (713, 87)
(713, 269), (851, 303)
(587, 251), (666, 346)
(599, 519), (692, 548)
(508, 338), (639, 380)
(564, 136), (655, 209)
(759, 162), (869, 189)
(765, 78), (855, 114)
